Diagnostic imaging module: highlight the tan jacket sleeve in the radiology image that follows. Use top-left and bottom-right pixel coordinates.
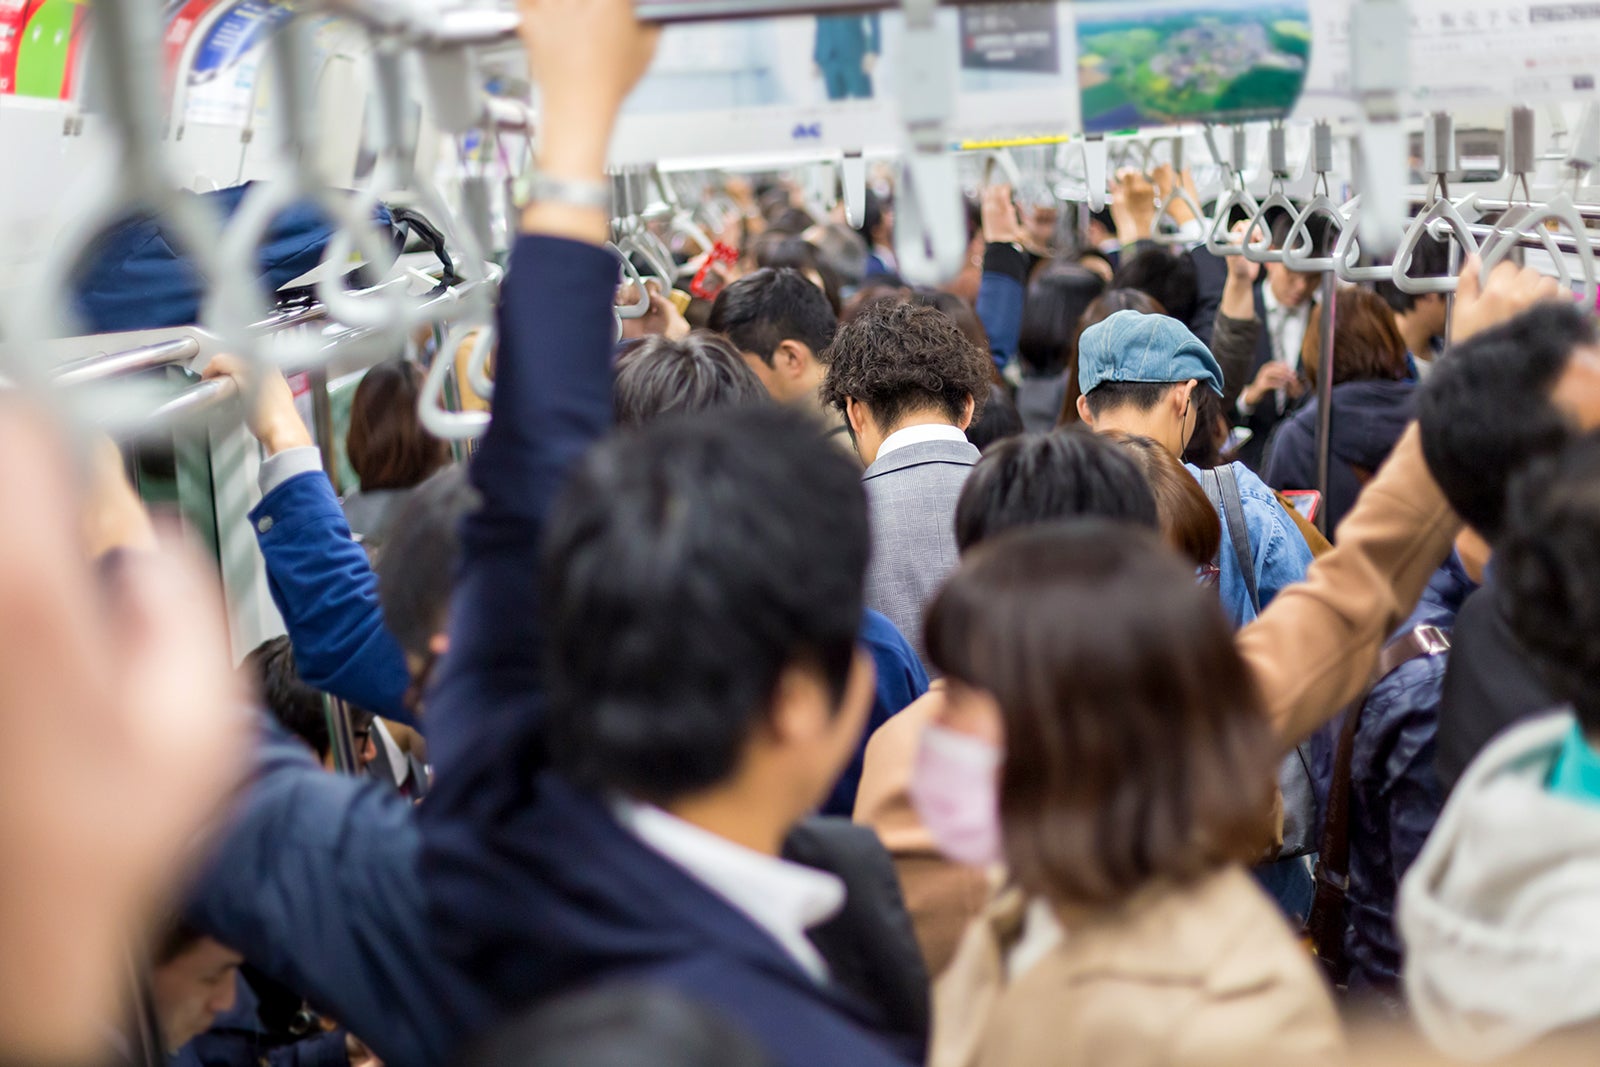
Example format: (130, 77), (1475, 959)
(1238, 424), (1461, 750)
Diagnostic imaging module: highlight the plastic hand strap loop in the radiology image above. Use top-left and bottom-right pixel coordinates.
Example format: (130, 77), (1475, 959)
(691, 243), (741, 301)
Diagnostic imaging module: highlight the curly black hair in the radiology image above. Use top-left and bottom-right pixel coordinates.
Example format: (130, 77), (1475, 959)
(819, 298), (992, 432)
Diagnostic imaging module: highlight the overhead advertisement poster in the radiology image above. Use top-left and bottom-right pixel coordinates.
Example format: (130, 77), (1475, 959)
(609, 2), (1083, 165)
(1075, 0), (1312, 133)
(0, 0), (88, 100)
(183, 0), (294, 126)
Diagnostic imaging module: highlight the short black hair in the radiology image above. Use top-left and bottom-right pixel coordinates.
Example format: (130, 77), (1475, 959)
(452, 986), (771, 1067)
(1017, 266), (1105, 376)
(1376, 233), (1452, 313)
(1418, 303), (1594, 543)
(820, 299), (992, 431)
(243, 636), (331, 760)
(1111, 249), (1197, 329)
(542, 406), (870, 805)
(966, 383), (1024, 450)
(707, 268), (838, 364)
(377, 466), (480, 659)
(954, 428), (1160, 553)
(1082, 379), (1177, 420)
(754, 238), (843, 316)
(1499, 432), (1600, 737)
(614, 333), (768, 428)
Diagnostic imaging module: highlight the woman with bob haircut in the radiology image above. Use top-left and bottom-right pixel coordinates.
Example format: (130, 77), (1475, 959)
(342, 360), (453, 549)
(1101, 431), (1222, 569)
(918, 522), (1342, 1066)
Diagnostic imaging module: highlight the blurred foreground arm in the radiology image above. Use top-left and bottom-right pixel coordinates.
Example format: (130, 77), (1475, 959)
(0, 408), (245, 1064)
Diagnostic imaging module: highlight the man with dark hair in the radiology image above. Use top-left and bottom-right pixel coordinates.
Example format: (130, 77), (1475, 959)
(706, 270), (840, 435)
(1112, 245), (1198, 328)
(1399, 432), (1600, 1058)
(150, 926), (245, 1057)
(241, 636), (376, 771)
(1376, 233), (1452, 380)
(1207, 207), (1326, 469)
(819, 299), (993, 666)
(613, 333), (770, 429)
(1418, 299), (1600, 789)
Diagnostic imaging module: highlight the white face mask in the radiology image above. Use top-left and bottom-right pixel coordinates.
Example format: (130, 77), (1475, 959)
(909, 723), (1003, 869)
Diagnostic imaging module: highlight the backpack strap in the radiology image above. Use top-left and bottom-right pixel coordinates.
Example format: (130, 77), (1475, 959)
(1306, 623), (1452, 984)
(1202, 466), (1261, 616)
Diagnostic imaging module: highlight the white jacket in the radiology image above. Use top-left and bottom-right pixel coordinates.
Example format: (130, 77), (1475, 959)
(1399, 711), (1600, 1060)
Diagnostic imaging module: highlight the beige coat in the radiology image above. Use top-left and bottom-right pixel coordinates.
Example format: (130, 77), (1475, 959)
(932, 868), (1344, 1067)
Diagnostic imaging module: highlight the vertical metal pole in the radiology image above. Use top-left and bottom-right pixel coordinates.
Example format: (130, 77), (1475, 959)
(309, 366), (340, 496)
(1315, 271), (1338, 538)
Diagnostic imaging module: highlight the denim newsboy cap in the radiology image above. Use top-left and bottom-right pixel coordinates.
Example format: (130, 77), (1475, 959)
(1077, 310), (1225, 398)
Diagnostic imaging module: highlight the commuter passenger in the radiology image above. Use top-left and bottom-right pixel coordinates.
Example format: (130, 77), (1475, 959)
(1013, 267), (1106, 434)
(856, 431), (1162, 975)
(820, 299), (994, 667)
(924, 523), (1342, 1066)
(341, 360), (452, 552)
(1209, 209), (1327, 469)
(1054, 288), (1164, 428)
(1074, 309), (1314, 627)
(242, 636), (377, 771)
(1102, 430), (1223, 568)
(1263, 286), (1416, 536)
(149, 926), (244, 1056)
(1400, 434), (1600, 1057)
(614, 332), (769, 430)
(1419, 299), (1600, 789)
(1376, 234), (1452, 380)
(754, 235), (844, 315)
(706, 268), (842, 436)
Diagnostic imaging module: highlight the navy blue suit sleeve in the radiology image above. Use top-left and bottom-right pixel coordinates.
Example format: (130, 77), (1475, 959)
(251, 472), (412, 724)
(421, 234), (619, 827)
(976, 243), (1028, 368)
(187, 723), (471, 1067)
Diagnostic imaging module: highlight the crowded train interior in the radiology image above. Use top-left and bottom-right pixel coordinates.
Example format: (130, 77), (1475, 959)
(6, 1), (1600, 1065)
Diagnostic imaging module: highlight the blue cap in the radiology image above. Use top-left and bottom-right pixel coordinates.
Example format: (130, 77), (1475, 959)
(1076, 310), (1225, 398)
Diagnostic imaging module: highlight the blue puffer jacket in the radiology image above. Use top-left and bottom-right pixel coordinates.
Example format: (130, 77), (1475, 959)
(1310, 554), (1477, 999)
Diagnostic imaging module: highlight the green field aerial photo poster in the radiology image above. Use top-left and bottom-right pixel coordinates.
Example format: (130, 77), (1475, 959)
(1077, 0), (1312, 132)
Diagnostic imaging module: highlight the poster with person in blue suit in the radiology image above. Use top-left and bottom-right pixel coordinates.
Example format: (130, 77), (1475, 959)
(813, 14), (881, 101)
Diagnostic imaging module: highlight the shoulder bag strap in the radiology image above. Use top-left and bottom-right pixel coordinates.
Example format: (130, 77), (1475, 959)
(1214, 466), (1261, 616)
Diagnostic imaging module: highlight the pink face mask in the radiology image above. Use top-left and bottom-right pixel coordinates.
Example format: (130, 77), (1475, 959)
(909, 723), (1004, 869)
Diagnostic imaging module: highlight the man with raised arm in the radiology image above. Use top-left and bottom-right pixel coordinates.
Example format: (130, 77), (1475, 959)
(418, 2), (913, 1064)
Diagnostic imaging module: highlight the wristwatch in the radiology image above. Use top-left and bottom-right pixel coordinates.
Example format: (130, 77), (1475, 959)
(522, 173), (612, 212)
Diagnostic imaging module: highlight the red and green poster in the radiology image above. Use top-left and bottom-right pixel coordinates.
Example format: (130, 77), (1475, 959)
(0, 0), (87, 100)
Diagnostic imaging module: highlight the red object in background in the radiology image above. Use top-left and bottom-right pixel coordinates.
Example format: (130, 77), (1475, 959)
(690, 242), (740, 300)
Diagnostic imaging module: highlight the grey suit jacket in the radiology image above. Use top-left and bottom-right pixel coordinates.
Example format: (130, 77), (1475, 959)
(861, 438), (981, 669)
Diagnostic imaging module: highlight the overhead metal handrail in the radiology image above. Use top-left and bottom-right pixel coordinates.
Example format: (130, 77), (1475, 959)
(1242, 124), (1297, 265)
(1205, 126), (1260, 258)
(53, 338), (203, 387)
(1282, 124), (1346, 274)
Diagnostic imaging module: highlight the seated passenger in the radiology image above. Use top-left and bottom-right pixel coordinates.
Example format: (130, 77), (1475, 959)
(819, 299), (994, 667)
(341, 360), (452, 552)
(923, 523), (1342, 1066)
(1263, 286), (1416, 536)
(1075, 309), (1315, 627)
(1401, 434), (1600, 1057)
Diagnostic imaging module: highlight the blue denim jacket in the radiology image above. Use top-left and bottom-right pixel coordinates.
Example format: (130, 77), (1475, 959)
(1187, 460), (1314, 627)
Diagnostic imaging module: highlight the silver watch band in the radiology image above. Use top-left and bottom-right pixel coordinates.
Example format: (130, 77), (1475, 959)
(524, 173), (612, 211)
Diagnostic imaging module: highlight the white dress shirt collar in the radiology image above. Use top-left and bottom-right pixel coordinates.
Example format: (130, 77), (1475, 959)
(1261, 283), (1311, 373)
(875, 422), (970, 462)
(612, 799), (846, 984)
